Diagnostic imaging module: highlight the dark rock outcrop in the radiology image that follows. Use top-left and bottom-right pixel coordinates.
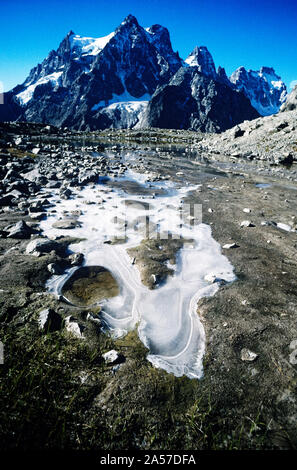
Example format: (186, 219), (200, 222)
(139, 67), (260, 132)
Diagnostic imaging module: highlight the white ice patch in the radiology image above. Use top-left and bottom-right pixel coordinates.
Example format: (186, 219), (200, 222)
(16, 71), (63, 105)
(70, 32), (115, 57)
(92, 91), (151, 111)
(39, 170), (235, 379)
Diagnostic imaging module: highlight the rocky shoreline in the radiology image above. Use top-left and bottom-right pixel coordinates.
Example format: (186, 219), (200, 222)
(0, 122), (297, 450)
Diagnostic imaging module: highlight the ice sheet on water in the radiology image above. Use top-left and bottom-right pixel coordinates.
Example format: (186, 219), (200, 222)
(39, 169), (235, 379)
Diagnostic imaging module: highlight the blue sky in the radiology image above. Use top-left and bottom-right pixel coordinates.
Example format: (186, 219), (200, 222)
(0, 0), (296, 91)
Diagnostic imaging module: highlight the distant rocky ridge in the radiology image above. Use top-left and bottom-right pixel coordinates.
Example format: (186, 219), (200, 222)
(137, 67), (259, 132)
(0, 14), (288, 132)
(230, 66), (287, 116)
(195, 85), (297, 166)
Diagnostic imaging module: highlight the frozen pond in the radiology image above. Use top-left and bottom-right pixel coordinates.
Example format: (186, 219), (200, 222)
(40, 168), (235, 379)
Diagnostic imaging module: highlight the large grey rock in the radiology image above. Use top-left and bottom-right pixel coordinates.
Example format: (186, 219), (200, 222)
(38, 308), (62, 332)
(52, 218), (79, 229)
(25, 237), (60, 256)
(6, 220), (37, 239)
(64, 315), (85, 338)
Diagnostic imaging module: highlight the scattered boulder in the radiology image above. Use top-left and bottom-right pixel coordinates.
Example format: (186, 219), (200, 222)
(38, 308), (62, 333)
(25, 237), (60, 256)
(233, 126), (245, 138)
(279, 153), (293, 166)
(6, 220), (37, 239)
(0, 194), (15, 207)
(52, 218), (79, 229)
(102, 349), (125, 365)
(86, 312), (102, 326)
(240, 220), (255, 227)
(64, 315), (85, 338)
(47, 263), (64, 275)
(68, 252), (84, 266)
(240, 348), (258, 362)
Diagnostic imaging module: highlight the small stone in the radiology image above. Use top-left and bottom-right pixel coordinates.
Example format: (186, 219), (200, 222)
(86, 312), (102, 326)
(47, 263), (64, 275)
(240, 220), (254, 227)
(243, 208), (251, 213)
(223, 243), (239, 249)
(112, 364), (121, 374)
(102, 349), (119, 364)
(240, 348), (258, 362)
(151, 274), (157, 285)
(68, 252), (84, 266)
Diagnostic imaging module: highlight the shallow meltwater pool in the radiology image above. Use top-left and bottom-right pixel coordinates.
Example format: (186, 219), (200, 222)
(40, 169), (235, 379)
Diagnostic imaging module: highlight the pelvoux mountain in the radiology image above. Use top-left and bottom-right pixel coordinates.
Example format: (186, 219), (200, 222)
(0, 14), (288, 132)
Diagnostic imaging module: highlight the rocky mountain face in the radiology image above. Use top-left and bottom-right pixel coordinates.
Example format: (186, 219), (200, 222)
(185, 46), (217, 79)
(184, 47), (287, 117)
(138, 67), (259, 132)
(0, 14), (288, 131)
(230, 66), (287, 116)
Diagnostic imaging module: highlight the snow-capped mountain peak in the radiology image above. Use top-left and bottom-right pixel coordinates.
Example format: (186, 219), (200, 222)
(12, 15), (182, 130)
(230, 66), (287, 115)
(2, 14), (288, 131)
(185, 46), (217, 79)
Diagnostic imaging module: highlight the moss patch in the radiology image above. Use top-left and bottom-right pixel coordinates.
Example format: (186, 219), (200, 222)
(61, 265), (120, 306)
